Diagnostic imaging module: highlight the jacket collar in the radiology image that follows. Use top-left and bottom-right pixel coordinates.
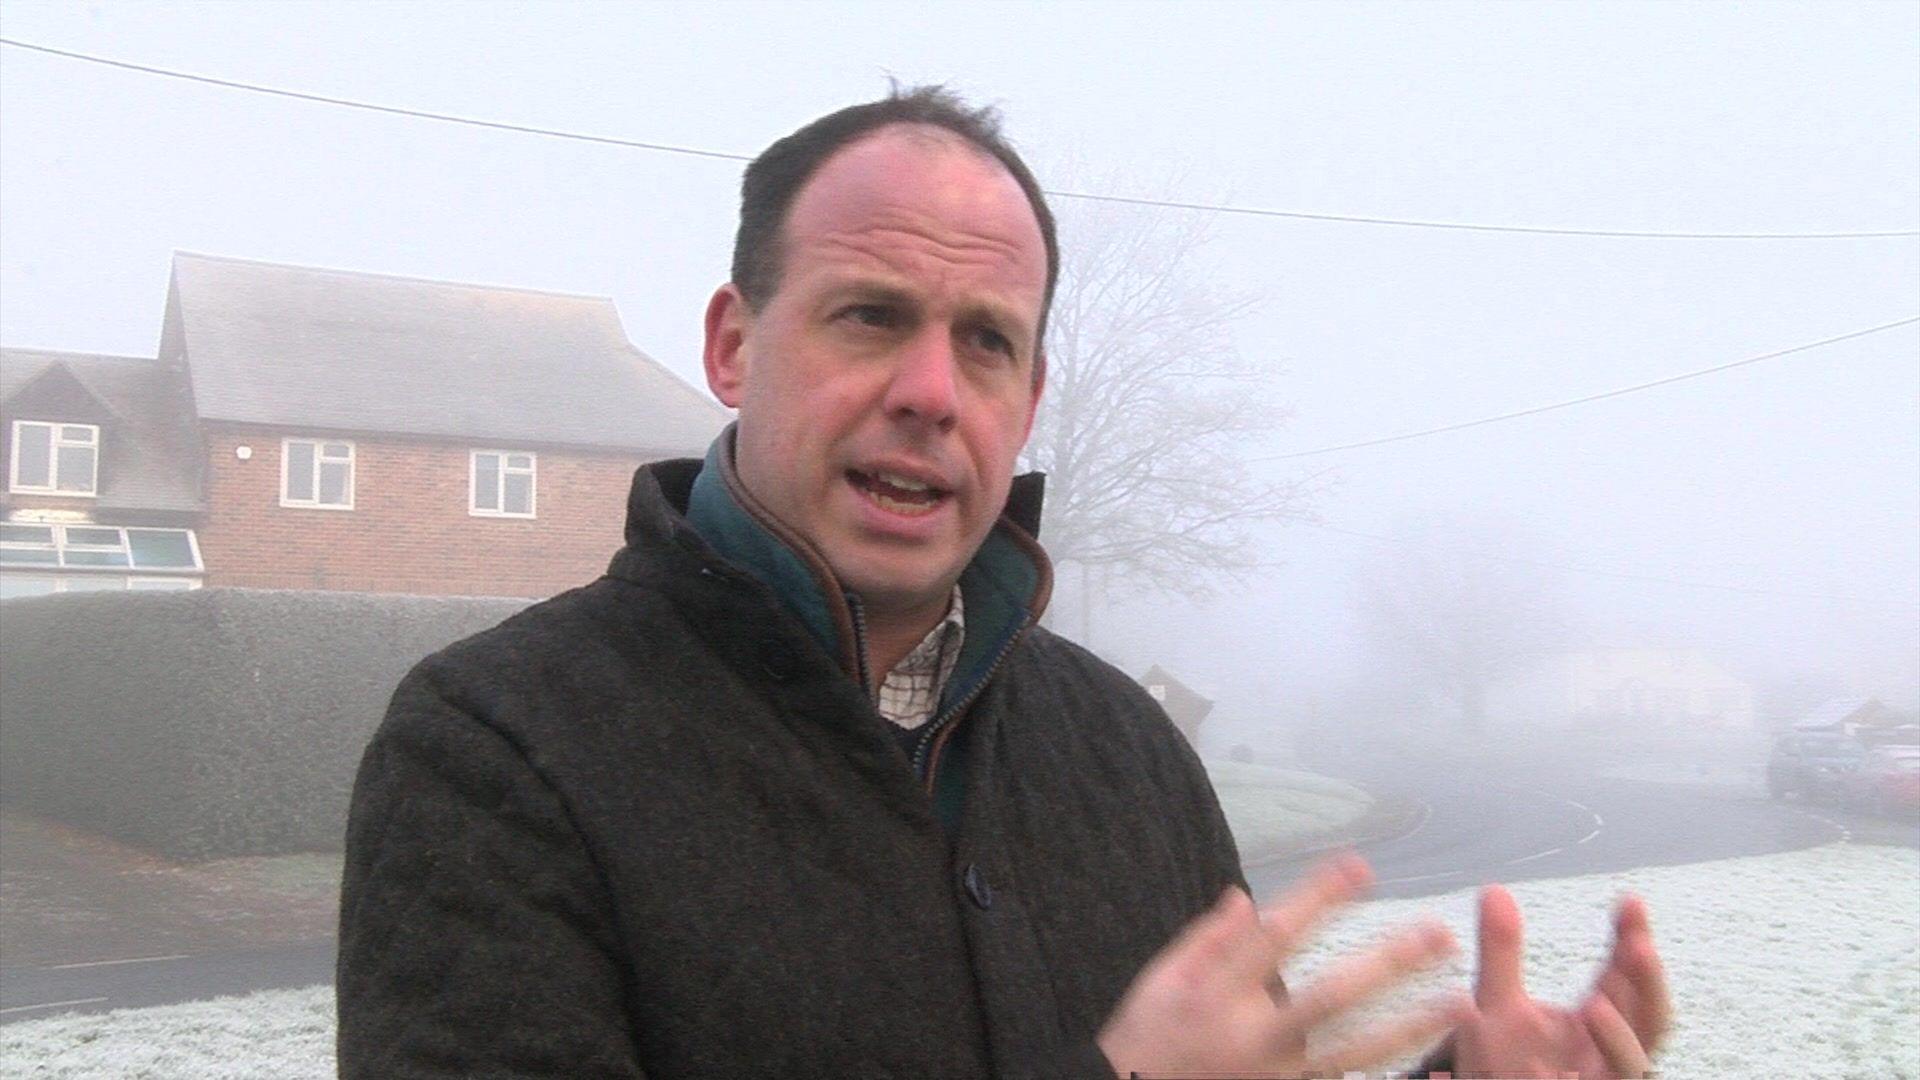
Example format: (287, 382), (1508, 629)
(671, 425), (1052, 700)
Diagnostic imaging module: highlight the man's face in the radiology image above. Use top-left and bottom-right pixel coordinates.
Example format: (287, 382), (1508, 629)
(703, 125), (1047, 621)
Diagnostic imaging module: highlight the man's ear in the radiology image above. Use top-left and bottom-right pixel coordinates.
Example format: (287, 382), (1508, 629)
(1020, 349), (1047, 441)
(703, 284), (752, 408)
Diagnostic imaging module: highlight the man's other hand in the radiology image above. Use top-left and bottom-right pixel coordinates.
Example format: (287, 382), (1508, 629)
(1449, 884), (1672, 1079)
(1096, 853), (1470, 1079)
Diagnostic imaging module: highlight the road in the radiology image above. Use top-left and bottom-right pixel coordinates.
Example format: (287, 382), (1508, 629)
(0, 939), (335, 1024)
(5, 754), (1915, 1023)
(1247, 749), (1918, 901)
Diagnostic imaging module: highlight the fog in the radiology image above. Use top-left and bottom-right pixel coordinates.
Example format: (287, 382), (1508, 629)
(1, 0), (1916, 1068)
(5, 1), (1914, 732)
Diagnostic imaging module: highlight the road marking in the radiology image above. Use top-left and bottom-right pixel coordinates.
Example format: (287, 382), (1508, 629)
(1506, 845), (1565, 865)
(1503, 786), (1605, 863)
(1396, 798), (1435, 845)
(0, 997), (108, 1016)
(45, 953), (190, 971)
(1376, 869), (1464, 886)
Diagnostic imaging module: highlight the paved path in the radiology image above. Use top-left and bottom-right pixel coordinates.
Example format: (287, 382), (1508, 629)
(0, 812), (336, 1023)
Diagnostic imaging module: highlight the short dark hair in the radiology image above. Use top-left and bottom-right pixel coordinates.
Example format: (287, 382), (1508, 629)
(731, 85), (1059, 362)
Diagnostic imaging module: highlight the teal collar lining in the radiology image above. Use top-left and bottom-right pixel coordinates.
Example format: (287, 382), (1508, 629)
(684, 427), (1051, 707)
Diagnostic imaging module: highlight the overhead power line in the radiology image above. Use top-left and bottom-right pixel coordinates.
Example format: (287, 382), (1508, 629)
(6, 36), (1918, 241)
(1302, 521), (1920, 610)
(1048, 188), (1920, 240)
(1258, 316), (1920, 462)
(0, 38), (754, 163)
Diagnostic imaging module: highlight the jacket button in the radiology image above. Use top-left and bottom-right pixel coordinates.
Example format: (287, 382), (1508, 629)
(962, 863), (993, 910)
(759, 642), (797, 682)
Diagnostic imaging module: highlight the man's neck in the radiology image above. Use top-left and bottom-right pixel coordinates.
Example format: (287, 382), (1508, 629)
(862, 596), (952, 680)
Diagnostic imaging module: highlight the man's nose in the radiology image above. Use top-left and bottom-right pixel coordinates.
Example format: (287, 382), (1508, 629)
(883, 329), (960, 432)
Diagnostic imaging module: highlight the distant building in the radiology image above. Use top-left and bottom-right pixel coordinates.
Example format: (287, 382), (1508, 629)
(1485, 647), (1756, 730)
(1791, 697), (1918, 746)
(1, 253), (729, 599)
(1138, 664), (1214, 746)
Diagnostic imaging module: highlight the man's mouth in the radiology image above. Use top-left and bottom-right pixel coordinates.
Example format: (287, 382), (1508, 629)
(846, 469), (950, 517)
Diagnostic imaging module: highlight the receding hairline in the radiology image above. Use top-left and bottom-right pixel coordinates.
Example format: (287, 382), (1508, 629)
(782, 122), (1040, 233)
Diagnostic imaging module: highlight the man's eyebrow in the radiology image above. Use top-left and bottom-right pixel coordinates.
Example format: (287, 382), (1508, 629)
(957, 301), (1035, 349)
(827, 281), (919, 308)
(824, 280), (1036, 349)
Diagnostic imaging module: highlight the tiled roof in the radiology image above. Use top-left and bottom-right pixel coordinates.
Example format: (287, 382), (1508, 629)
(167, 252), (730, 454)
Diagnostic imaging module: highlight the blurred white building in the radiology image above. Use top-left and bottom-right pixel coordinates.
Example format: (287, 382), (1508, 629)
(1486, 648), (1756, 730)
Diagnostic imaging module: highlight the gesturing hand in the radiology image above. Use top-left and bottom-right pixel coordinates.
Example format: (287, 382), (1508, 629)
(1097, 854), (1471, 1079)
(1448, 884), (1672, 1079)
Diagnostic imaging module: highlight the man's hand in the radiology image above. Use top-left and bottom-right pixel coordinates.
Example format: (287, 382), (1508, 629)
(1097, 854), (1471, 1079)
(1448, 884), (1672, 1079)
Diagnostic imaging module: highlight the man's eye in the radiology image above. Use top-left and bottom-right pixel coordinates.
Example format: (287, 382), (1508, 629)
(841, 304), (895, 328)
(971, 327), (1014, 357)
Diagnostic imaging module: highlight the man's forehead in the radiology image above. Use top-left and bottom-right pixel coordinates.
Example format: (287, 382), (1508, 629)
(781, 125), (1046, 287)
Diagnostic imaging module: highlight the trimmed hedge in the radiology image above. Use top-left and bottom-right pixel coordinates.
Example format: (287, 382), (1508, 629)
(0, 588), (528, 858)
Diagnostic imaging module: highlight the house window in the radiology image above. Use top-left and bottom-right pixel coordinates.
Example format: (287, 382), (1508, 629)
(0, 524), (202, 596)
(471, 450), (536, 518)
(9, 421), (99, 496)
(0, 524), (201, 571)
(0, 523), (58, 565)
(282, 439), (354, 509)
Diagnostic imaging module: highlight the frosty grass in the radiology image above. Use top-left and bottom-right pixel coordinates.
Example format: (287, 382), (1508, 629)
(3, 842), (1915, 1079)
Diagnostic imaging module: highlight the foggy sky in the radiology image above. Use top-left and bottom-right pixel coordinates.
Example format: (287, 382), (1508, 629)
(3, 0), (1916, 721)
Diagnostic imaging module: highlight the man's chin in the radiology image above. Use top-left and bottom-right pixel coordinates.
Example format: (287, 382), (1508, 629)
(835, 568), (960, 621)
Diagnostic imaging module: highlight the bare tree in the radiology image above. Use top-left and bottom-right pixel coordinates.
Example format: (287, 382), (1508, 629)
(1351, 526), (1582, 735)
(1023, 200), (1312, 603)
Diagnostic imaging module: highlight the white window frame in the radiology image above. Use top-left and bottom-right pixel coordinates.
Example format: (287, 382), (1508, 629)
(128, 576), (200, 591)
(0, 573), (204, 597)
(0, 524), (203, 572)
(9, 420), (100, 497)
(280, 438), (356, 510)
(469, 449), (537, 519)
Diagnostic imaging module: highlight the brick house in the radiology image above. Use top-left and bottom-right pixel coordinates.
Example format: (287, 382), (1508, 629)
(1, 253), (729, 598)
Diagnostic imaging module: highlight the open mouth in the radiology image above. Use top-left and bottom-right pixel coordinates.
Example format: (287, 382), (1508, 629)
(846, 469), (950, 517)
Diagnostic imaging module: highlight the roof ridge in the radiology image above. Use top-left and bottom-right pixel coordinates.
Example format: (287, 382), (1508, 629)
(616, 341), (733, 421)
(171, 250), (618, 303)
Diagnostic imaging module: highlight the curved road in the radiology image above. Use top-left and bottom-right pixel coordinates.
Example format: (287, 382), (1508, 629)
(1246, 752), (1914, 902)
(5, 754), (1915, 1022)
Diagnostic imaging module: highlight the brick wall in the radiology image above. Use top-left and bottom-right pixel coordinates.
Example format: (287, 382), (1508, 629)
(198, 425), (656, 597)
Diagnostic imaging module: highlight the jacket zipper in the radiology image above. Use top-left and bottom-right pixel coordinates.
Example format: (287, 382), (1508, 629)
(910, 622), (1030, 792)
(844, 591), (873, 695)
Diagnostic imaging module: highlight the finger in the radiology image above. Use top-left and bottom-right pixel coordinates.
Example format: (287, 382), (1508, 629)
(1474, 884), (1526, 1007)
(1583, 991), (1653, 1078)
(1257, 851), (1374, 960)
(1284, 920), (1457, 1031)
(1302, 993), (1474, 1077)
(1605, 894), (1671, 1049)
(1168, 887), (1264, 981)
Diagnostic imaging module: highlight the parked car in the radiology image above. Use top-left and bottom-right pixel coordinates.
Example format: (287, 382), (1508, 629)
(1840, 744), (1920, 817)
(1766, 732), (1865, 802)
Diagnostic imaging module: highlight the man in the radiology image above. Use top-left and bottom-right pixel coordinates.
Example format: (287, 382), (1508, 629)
(338, 87), (1668, 1078)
